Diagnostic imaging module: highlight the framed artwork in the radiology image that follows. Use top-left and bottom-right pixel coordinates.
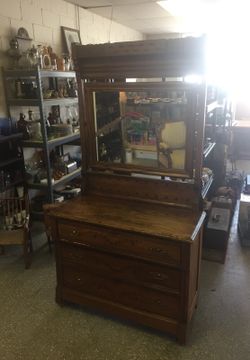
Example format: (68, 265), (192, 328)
(61, 26), (82, 55)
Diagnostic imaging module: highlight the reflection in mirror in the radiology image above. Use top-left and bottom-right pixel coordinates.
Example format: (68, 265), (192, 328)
(93, 89), (188, 170)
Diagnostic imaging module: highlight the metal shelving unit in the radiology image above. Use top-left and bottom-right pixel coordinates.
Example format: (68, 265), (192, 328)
(0, 156), (23, 168)
(22, 132), (80, 149)
(2, 67), (81, 206)
(27, 167), (82, 189)
(0, 132), (23, 143)
(0, 132), (25, 194)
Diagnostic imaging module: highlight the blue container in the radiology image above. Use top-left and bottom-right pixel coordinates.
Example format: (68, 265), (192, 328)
(0, 117), (16, 136)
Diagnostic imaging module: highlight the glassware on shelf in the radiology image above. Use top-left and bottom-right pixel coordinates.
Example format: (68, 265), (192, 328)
(28, 110), (42, 141)
(71, 106), (79, 132)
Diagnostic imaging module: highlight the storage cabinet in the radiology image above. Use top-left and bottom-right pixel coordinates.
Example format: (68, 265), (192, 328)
(2, 67), (82, 216)
(45, 37), (208, 343)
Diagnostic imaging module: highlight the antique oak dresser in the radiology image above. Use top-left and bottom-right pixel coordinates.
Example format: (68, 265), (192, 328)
(45, 36), (208, 344)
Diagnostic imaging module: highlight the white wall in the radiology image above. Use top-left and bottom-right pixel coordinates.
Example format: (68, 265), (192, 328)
(0, 0), (144, 116)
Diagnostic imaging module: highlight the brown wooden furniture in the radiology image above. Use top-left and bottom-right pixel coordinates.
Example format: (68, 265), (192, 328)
(0, 196), (31, 268)
(45, 37), (208, 343)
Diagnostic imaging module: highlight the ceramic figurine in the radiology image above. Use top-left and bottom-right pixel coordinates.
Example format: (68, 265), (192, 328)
(67, 80), (77, 98)
(7, 38), (21, 68)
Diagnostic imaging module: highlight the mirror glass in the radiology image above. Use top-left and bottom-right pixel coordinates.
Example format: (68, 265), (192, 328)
(93, 88), (189, 171)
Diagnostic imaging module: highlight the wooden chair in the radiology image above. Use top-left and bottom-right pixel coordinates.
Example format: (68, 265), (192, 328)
(0, 196), (32, 269)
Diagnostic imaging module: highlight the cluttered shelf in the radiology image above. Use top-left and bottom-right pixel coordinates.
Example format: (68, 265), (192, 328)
(5, 178), (24, 190)
(3, 68), (76, 79)
(0, 156), (23, 168)
(0, 133), (23, 143)
(8, 97), (78, 107)
(22, 132), (80, 149)
(27, 167), (81, 189)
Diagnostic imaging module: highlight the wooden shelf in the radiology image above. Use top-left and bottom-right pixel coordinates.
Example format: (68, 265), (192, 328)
(22, 132), (80, 149)
(97, 117), (122, 136)
(27, 167), (81, 189)
(126, 144), (157, 151)
(130, 100), (186, 106)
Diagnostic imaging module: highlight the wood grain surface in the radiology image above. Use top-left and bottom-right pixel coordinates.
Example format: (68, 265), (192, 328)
(49, 195), (204, 242)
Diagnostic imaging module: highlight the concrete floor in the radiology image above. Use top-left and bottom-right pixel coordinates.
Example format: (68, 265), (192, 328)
(0, 212), (250, 360)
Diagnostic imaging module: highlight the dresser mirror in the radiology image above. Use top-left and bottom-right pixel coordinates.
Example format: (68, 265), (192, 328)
(85, 82), (200, 178)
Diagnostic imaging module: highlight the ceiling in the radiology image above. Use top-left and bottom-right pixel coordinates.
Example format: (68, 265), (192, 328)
(66, 0), (222, 35)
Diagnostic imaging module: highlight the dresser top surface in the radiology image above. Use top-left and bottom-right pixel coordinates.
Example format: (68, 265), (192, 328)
(49, 195), (205, 242)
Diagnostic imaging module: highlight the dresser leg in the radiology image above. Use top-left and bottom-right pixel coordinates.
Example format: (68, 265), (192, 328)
(177, 325), (187, 345)
(56, 287), (64, 306)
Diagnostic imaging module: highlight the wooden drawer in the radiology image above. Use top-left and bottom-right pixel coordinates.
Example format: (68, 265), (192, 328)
(58, 221), (181, 267)
(62, 264), (180, 319)
(61, 243), (181, 293)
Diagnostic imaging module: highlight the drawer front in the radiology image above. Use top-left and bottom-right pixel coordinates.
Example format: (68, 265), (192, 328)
(58, 221), (181, 267)
(61, 243), (181, 293)
(62, 264), (180, 319)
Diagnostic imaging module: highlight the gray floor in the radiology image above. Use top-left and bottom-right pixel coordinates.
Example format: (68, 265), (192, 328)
(0, 212), (250, 360)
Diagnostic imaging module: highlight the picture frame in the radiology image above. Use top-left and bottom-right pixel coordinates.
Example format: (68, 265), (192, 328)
(61, 26), (82, 56)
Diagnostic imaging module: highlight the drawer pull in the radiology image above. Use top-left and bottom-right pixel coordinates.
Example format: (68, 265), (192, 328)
(149, 272), (169, 280)
(72, 229), (79, 236)
(77, 278), (81, 281)
(150, 247), (164, 254)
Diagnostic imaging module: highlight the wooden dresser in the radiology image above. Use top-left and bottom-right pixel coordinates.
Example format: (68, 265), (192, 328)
(47, 192), (205, 344)
(45, 37), (208, 343)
